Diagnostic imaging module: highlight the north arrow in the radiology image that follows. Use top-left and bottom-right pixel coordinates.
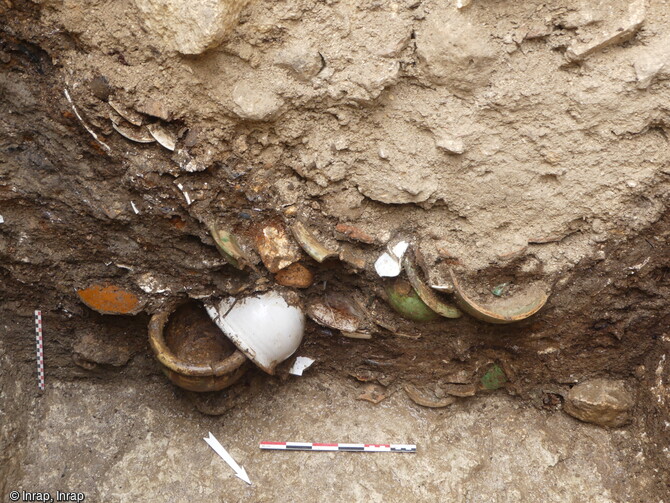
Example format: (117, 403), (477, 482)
(203, 432), (252, 485)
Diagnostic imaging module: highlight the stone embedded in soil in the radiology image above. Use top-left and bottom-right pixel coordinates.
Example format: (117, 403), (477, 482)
(73, 332), (134, 367)
(136, 99), (172, 121)
(564, 379), (634, 428)
(565, 0), (645, 62)
(134, 0), (253, 55)
(633, 36), (670, 89)
(274, 263), (314, 289)
(435, 134), (465, 155)
(254, 222), (302, 273)
(275, 43), (323, 80)
(232, 80), (284, 121)
(76, 284), (144, 315)
(415, 7), (496, 95)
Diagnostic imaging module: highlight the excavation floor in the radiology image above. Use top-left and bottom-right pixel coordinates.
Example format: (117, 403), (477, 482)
(9, 373), (658, 503)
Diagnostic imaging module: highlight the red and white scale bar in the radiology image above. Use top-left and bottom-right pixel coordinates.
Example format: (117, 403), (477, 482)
(260, 442), (416, 453)
(34, 310), (45, 391)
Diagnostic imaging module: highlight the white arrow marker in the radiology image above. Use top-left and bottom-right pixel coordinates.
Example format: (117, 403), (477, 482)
(203, 432), (252, 485)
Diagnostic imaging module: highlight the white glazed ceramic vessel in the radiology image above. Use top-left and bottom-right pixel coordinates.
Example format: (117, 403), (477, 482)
(205, 291), (305, 374)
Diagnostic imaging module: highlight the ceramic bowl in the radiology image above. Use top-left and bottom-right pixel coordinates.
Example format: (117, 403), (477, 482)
(205, 291), (305, 374)
(148, 303), (248, 392)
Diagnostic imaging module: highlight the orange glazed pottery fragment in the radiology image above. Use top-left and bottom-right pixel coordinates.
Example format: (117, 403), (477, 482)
(77, 284), (144, 315)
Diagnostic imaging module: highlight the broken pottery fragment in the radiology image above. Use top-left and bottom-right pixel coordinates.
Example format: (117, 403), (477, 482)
(254, 221), (302, 273)
(147, 123), (176, 151)
(135, 0), (254, 55)
(357, 383), (387, 404)
(480, 364), (508, 391)
(491, 282), (510, 297)
(76, 284), (144, 315)
(565, 0), (646, 62)
(442, 383), (477, 397)
(405, 384), (456, 408)
(335, 223), (375, 244)
(341, 331), (372, 340)
(307, 294), (370, 335)
(205, 291), (305, 374)
(403, 250), (461, 319)
(564, 379), (634, 428)
(289, 356), (315, 376)
(339, 246), (367, 270)
(112, 122), (156, 144)
(291, 221), (338, 263)
(374, 240), (409, 278)
(149, 301), (248, 392)
(449, 269), (549, 324)
(275, 263), (314, 289)
(209, 225), (248, 270)
(109, 99), (143, 126)
(385, 278), (440, 322)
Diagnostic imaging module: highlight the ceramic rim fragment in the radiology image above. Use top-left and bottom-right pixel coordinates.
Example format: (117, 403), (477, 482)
(108, 99), (143, 126)
(147, 123), (177, 151)
(402, 250), (461, 319)
(449, 269), (549, 324)
(340, 331), (372, 339)
(112, 122), (156, 143)
(209, 225), (248, 270)
(405, 384), (456, 408)
(290, 221), (339, 263)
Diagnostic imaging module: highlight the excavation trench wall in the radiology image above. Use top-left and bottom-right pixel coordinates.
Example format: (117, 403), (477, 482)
(0, 0), (669, 498)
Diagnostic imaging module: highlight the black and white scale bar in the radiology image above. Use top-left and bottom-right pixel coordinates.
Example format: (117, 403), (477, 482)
(34, 310), (45, 391)
(260, 442), (416, 453)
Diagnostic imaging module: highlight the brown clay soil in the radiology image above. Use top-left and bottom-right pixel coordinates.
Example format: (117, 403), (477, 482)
(1, 0), (669, 500)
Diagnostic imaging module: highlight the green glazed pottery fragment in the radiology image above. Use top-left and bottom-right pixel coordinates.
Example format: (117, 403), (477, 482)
(481, 364), (508, 390)
(385, 279), (440, 322)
